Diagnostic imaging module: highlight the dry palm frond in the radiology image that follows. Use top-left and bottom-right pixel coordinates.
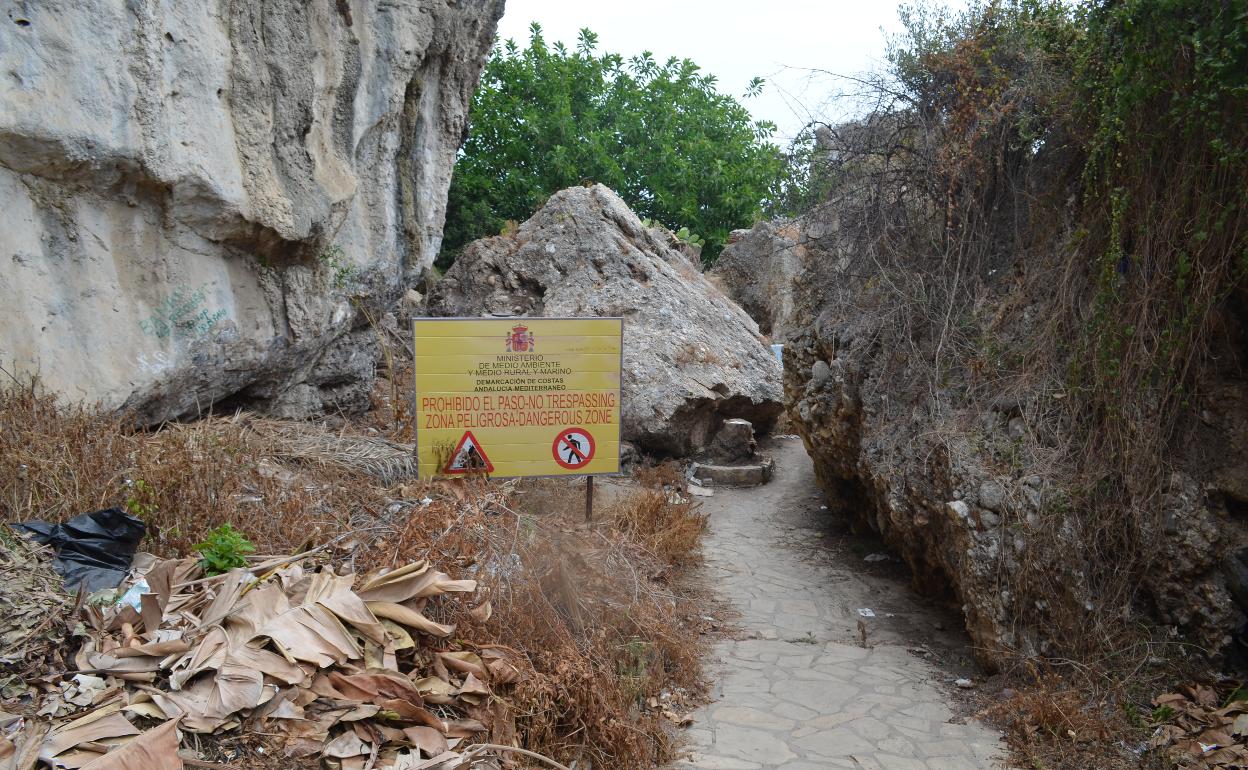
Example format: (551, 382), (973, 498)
(249, 420), (417, 484)
(0, 530), (72, 682)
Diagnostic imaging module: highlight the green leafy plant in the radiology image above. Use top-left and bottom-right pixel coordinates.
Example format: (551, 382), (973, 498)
(674, 226), (705, 248)
(193, 524), (255, 576)
(319, 245), (359, 290)
(124, 478), (159, 519)
(441, 24), (784, 266)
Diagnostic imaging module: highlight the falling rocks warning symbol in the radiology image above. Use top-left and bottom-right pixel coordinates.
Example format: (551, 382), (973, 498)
(553, 428), (596, 470)
(444, 430), (494, 474)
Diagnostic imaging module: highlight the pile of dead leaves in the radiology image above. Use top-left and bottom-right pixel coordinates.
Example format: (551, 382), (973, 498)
(0, 534), (72, 695)
(1150, 684), (1248, 768)
(1, 550), (521, 770)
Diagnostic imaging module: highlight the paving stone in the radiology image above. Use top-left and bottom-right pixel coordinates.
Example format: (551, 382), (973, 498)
(845, 715), (894, 741)
(792, 726), (876, 757)
(878, 735), (919, 756)
(780, 599), (820, 615)
(673, 439), (1003, 770)
(790, 667), (842, 681)
(926, 757), (986, 770)
(920, 739), (987, 758)
(713, 725), (796, 764)
(860, 692), (916, 706)
(896, 725), (939, 742)
(889, 714), (935, 733)
(771, 678), (858, 707)
(774, 653), (816, 668)
(710, 705), (795, 732)
(875, 755), (930, 770)
(772, 701), (819, 721)
(682, 753), (761, 770)
(806, 712), (863, 730)
(901, 702), (955, 721)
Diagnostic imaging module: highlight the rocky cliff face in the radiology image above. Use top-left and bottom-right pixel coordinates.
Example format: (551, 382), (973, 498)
(0, 0), (502, 422)
(428, 184), (784, 456)
(733, 203), (1248, 670)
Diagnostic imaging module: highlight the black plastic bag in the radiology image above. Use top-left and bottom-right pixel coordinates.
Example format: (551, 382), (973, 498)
(13, 507), (146, 593)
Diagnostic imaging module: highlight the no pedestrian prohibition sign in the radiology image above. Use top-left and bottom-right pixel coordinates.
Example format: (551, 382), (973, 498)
(552, 428), (596, 469)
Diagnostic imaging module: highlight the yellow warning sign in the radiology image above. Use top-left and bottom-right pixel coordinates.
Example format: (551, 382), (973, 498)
(413, 317), (623, 479)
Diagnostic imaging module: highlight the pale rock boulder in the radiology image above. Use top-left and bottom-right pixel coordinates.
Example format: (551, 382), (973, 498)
(428, 184), (784, 456)
(0, 0), (502, 422)
(710, 220), (808, 341)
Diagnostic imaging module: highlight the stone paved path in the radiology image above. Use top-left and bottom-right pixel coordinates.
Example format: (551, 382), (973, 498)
(674, 437), (1005, 770)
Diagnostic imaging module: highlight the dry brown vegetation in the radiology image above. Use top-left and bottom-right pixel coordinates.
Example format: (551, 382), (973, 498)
(0, 381), (710, 769)
(609, 464), (708, 566)
(981, 666), (1165, 770)
(982, 667), (1248, 770)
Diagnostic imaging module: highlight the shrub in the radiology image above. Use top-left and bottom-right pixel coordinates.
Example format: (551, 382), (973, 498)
(442, 24), (783, 266)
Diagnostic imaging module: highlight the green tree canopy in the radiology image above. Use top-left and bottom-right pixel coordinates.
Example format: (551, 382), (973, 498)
(440, 24), (784, 267)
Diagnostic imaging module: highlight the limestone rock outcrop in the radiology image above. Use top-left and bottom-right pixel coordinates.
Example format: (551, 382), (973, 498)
(0, 0), (503, 422)
(428, 184), (784, 456)
(768, 196), (1248, 670)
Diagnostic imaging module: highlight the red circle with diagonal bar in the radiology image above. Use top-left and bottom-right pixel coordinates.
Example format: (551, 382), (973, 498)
(552, 427), (596, 469)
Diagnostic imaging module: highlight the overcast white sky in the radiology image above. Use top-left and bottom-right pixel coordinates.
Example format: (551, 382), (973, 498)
(495, 0), (918, 144)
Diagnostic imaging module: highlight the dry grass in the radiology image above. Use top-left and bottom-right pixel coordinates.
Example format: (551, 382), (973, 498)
(0, 387), (369, 558)
(984, 674), (1148, 770)
(479, 474), (711, 766)
(608, 464), (707, 567)
(0, 382), (710, 769)
(976, 653), (1227, 770)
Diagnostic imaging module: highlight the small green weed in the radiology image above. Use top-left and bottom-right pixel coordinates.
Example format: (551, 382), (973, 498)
(674, 226), (705, 248)
(124, 478), (159, 519)
(193, 523), (256, 575)
(319, 245), (359, 290)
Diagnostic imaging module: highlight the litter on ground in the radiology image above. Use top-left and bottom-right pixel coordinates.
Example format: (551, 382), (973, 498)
(0, 539), (520, 770)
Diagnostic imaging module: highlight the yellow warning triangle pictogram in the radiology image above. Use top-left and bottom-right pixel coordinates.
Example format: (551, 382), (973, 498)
(443, 430), (494, 474)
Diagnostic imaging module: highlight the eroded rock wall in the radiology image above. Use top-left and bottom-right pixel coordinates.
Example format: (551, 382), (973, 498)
(770, 199), (1248, 670)
(428, 184), (784, 456)
(0, 0), (502, 421)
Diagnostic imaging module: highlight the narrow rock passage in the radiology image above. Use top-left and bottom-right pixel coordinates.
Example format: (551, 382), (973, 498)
(675, 437), (1005, 770)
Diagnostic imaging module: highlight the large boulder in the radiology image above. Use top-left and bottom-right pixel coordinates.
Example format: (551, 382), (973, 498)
(0, 0), (502, 422)
(428, 184), (784, 456)
(710, 220), (807, 341)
